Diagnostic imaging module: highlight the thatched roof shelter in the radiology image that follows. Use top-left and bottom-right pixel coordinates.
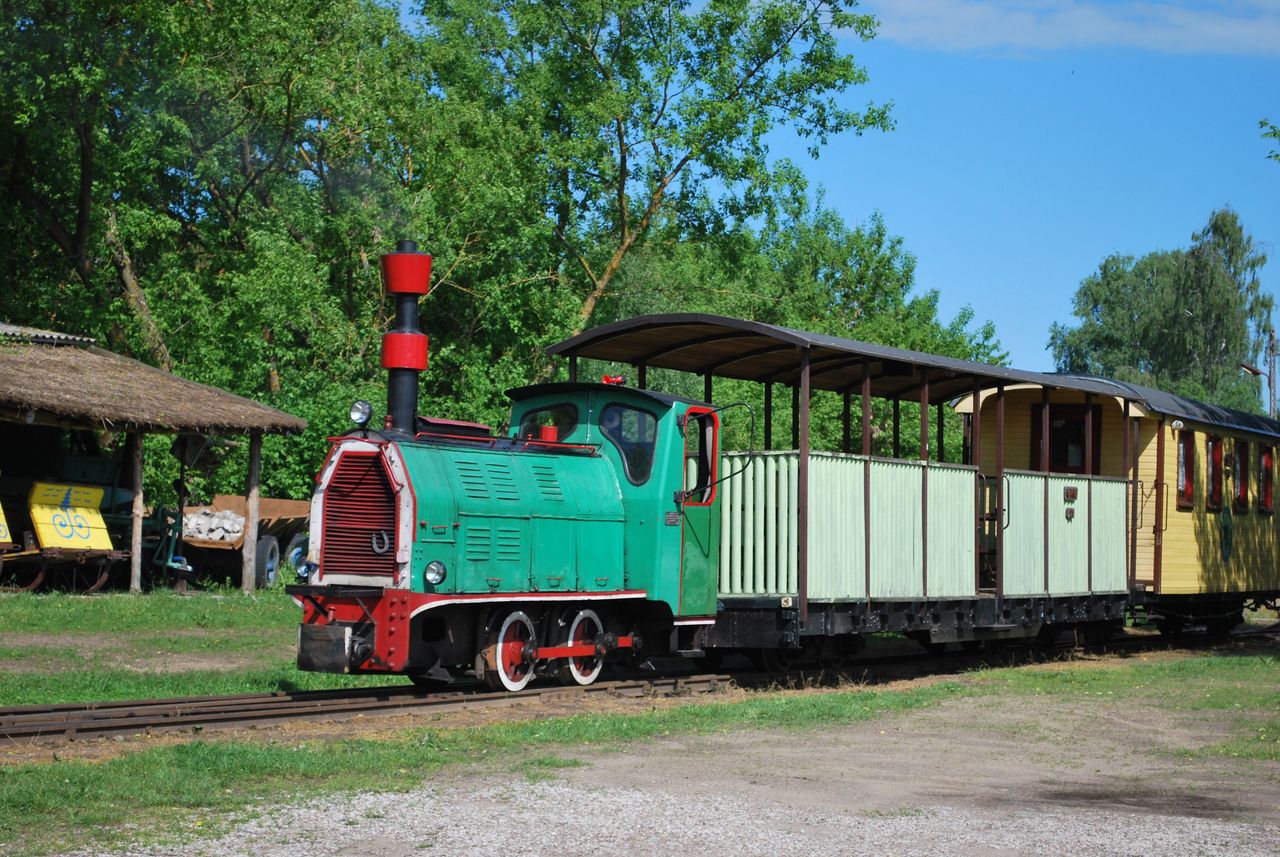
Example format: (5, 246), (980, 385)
(0, 324), (305, 434)
(0, 323), (306, 593)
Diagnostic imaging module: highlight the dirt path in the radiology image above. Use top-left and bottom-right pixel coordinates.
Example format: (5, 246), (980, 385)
(86, 679), (1279, 857)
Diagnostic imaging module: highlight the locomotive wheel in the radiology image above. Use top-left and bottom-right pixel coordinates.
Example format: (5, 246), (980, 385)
(483, 611), (536, 692)
(555, 609), (604, 686)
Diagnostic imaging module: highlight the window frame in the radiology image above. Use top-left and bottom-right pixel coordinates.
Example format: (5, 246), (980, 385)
(1234, 440), (1250, 511)
(680, 406), (720, 506)
(1206, 435), (1224, 511)
(1176, 429), (1195, 510)
(1259, 445), (1275, 514)
(517, 403), (579, 443)
(598, 402), (659, 486)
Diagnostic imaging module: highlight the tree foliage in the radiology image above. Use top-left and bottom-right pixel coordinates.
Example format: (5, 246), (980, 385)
(1049, 208), (1271, 413)
(1, 0), (999, 501)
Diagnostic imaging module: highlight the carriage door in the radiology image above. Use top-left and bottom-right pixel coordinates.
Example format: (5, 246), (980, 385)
(678, 407), (720, 617)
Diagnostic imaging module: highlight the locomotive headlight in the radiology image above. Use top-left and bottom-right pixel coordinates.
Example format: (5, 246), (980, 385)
(424, 561), (448, 585)
(349, 399), (373, 428)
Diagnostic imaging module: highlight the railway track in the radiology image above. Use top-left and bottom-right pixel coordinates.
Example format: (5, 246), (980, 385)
(0, 673), (730, 746)
(4, 625), (1274, 748)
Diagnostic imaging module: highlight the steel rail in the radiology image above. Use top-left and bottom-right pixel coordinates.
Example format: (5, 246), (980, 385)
(0, 674), (730, 746)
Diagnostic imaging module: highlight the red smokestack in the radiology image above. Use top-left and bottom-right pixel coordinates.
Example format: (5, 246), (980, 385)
(380, 240), (432, 434)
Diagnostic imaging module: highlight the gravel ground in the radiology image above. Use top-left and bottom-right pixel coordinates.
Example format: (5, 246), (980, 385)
(91, 778), (1279, 857)
(76, 686), (1280, 857)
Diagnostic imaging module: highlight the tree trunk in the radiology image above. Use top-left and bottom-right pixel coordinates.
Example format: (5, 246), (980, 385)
(104, 208), (174, 371)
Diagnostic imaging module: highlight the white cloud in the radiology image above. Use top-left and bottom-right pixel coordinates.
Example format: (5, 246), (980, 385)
(861, 0), (1280, 57)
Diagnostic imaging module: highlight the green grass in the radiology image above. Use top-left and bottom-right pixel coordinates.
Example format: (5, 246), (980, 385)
(0, 588), (298, 635)
(0, 589), (409, 704)
(0, 592), (1276, 854)
(0, 682), (961, 855)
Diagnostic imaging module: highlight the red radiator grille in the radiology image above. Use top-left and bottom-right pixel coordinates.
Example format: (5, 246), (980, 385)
(320, 451), (398, 578)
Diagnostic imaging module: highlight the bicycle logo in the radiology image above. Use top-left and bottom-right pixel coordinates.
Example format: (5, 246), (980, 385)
(51, 510), (91, 541)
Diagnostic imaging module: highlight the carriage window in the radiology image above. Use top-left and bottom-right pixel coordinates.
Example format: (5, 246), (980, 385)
(682, 408), (719, 505)
(1260, 446), (1274, 514)
(518, 403), (578, 442)
(1206, 436), (1223, 510)
(1176, 430), (1194, 510)
(1234, 441), (1249, 510)
(600, 404), (658, 485)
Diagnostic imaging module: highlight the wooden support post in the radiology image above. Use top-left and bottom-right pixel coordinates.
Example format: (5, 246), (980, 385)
(638, 364), (647, 390)
(936, 403), (945, 463)
(704, 373), (713, 405)
(842, 390), (852, 454)
(1121, 399), (1131, 588)
(129, 432), (144, 593)
(972, 382), (983, 593)
(569, 356), (578, 383)
(862, 362), (872, 611)
(1041, 390), (1050, 594)
(791, 384), (800, 449)
(996, 386), (1006, 597)
(797, 349), (811, 626)
(892, 399), (901, 458)
(1085, 394), (1094, 591)
(920, 371), (929, 597)
(764, 382), (773, 450)
(241, 431), (263, 593)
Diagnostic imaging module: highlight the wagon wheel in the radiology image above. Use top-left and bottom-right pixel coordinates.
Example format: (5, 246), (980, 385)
(555, 609), (604, 687)
(482, 611), (536, 692)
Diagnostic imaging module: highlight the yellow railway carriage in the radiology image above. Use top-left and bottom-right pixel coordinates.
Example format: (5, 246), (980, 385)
(958, 376), (1280, 633)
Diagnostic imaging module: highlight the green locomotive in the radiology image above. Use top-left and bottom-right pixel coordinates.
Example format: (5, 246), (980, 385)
(290, 243), (722, 690)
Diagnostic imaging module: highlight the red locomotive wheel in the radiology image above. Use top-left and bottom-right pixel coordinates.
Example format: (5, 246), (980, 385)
(556, 609), (604, 687)
(483, 611), (536, 692)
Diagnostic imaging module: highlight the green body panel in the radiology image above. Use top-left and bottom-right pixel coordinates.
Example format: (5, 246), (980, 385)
(398, 441), (626, 595)
(869, 458), (925, 599)
(1091, 479), (1128, 593)
(716, 451), (980, 601)
(498, 386), (721, 617)
(719, 452), (798, 596)
(1003, 471), (1047, 596)
(1047, 473), (1090, 595)
(926, 464), (978, 598)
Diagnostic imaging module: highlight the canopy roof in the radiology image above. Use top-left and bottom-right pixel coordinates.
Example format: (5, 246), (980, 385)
(548, 313), (1124, 404)
(0, 325), (306, 435)
(548, 313), (1280, 439)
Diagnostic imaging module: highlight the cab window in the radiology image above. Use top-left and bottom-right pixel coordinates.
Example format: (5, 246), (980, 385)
(518, 404), (578, 442)
(682, 408), (719, 505)
(600, 403), (657, 485)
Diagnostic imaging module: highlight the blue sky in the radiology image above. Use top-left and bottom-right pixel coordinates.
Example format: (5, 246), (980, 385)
(773, 0), (1280, 371)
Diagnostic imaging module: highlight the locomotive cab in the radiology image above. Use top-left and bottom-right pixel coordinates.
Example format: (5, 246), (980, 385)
(508, 382), (722, 618)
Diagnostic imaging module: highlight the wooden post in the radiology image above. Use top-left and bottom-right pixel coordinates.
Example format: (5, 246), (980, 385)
(764, 382), (773, 450)
(129, 432), (144, 593)
(241, 431), (263, 593)
(919, 371), (929, 597)
(797, 349), (811, 626)
(704, 373), (713, 405)
(862, 362), (872, 613)
(996, 386), (1006, 597)
(842, 390), (852, 454)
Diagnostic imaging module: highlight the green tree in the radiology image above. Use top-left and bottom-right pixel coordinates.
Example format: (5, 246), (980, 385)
(1049, 208), (1271, 413)
(1263, 118), (1280, 163)
(418, 0), (893, 342)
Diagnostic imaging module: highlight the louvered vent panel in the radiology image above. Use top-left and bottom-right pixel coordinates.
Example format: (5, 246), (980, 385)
(320, 451), (397, 578)
(465, 526), (492, 561)
(529, 462), (564, 502)
(486, 460), (520, 501)
(455, 459), (489, 500)
(495, 527), (523, 563)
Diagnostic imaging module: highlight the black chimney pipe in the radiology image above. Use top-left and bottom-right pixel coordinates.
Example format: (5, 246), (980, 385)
(379, 240), (432, 435)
